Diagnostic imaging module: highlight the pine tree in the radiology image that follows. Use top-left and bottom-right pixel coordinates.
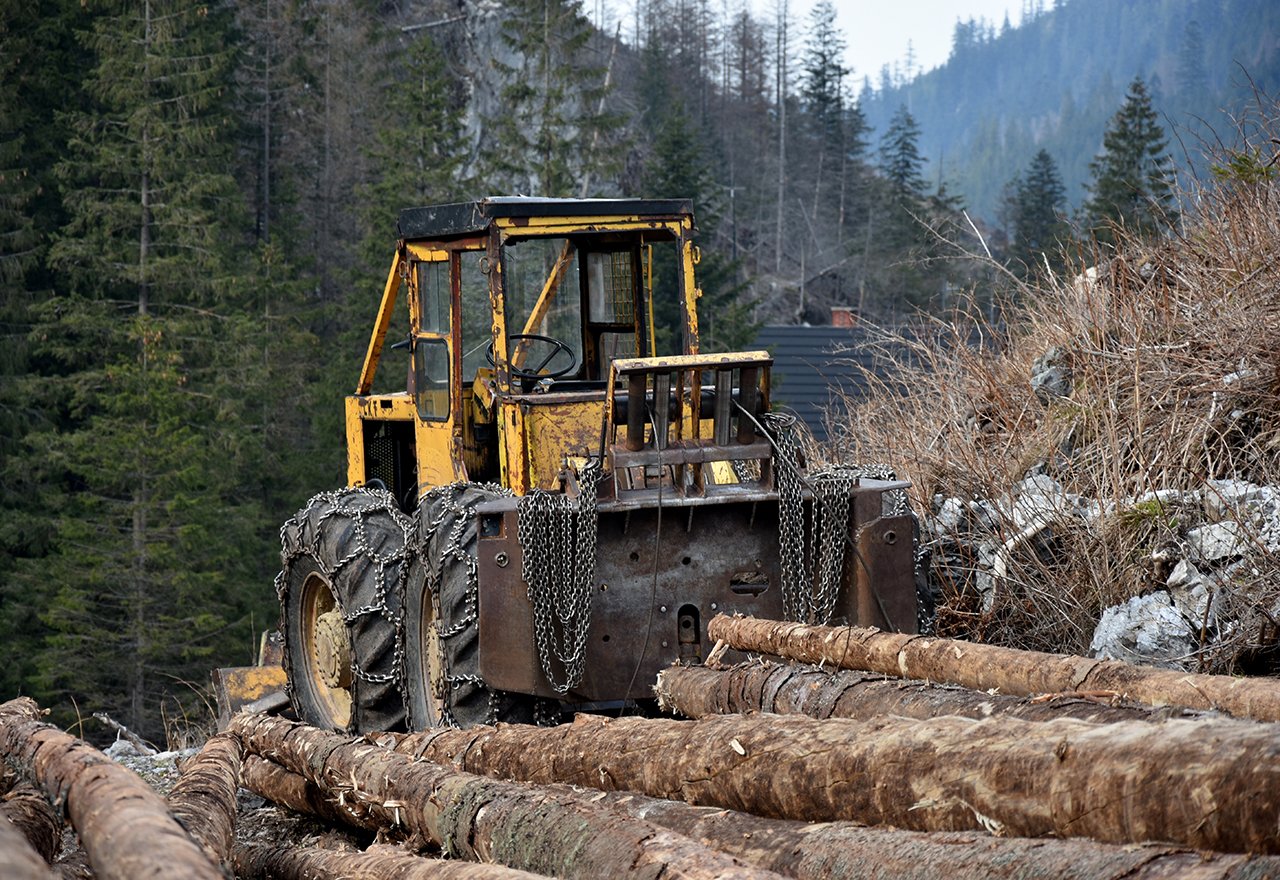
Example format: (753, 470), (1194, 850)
(1082, 77), (1178, 245)
(1176, 19), (1207, 101)
(798, 0), (847, 248)
(358, 31), (467, 274)
(879, 105), (928, 201)
(800, 0), (845, 142)
(1005, 148), (1070, 278)
(17, 0), (262, 739)
(481, 0), (619, 197)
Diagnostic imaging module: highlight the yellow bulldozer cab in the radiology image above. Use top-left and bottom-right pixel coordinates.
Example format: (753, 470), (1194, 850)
(346, 198), (716, 501)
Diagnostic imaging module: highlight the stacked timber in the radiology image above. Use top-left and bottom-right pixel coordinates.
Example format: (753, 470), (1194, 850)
(9, 614), (1280, 879)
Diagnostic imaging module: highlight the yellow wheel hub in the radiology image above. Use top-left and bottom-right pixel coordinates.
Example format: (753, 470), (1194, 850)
(315, 608), (352, 690)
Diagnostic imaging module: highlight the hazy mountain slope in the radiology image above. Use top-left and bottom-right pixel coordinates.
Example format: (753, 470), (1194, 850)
(860, 0), (1280, 222)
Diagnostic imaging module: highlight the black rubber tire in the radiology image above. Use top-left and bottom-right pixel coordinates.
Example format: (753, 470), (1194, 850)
(405, 484), (535, 729)
(278, 487), (413, 733)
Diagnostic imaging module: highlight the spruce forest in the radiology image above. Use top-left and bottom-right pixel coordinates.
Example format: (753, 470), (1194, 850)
(0, 0), (1275, 741)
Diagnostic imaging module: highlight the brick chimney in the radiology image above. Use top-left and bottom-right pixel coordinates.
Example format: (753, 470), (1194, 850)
(831, 306), (856, 327)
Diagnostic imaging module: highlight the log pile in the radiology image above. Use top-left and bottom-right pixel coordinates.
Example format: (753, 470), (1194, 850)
(7, 614), (1280, 879)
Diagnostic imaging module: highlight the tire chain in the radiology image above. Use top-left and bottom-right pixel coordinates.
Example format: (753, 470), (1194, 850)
(763, 412), (922, 626)
(517, 458), (602, 696)
(275, 486), (416, 713)
(417, 482), (511, 727)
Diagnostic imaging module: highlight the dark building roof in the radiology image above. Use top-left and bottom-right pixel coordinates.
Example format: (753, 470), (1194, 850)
(752, 325), (897, 443)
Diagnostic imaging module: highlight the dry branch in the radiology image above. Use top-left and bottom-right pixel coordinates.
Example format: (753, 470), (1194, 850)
(657, 660), (1196, 723)
(231, 712), (782, 880)
(1, 784), (60, 863)
(233, 841), (545, 879)
(0, 697), (223, 880)
(241, 755), (384, 832)
(707, 614), (1280, 720)
(165, 732), (241, 866)
(393, 710), (1280, 852)
(0, 810), (54, 880)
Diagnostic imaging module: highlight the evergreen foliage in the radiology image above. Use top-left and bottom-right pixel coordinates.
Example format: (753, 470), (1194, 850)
(1005, 149), (1071, 277)
(863, 0), (1280, 219)
(482, 0), (618, 196)
(14, 0), (270, 737)
(1084, 76), (1178, 245)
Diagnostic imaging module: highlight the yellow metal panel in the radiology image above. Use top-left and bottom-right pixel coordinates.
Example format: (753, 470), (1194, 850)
(495, 218), (686, 239)
(345, 394), (416, 487)
(357, 250), (406, 395)
(500, 401), (528, 494)
(610, 351), (773, 372)
(681, 238), (700, 355)
(405, 244), (450, 261)
(415, 416), (464, 489)
(523, 400), (603, 490)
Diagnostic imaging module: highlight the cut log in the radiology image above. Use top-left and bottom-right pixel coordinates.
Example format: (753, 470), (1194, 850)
(1, 783), (60, 863)
(0, 810), (54, 880)
(241, 755), (383, 832)
(707, 613), (1280, 721)
(164, 732), (240, 866)
(656, 661), (1196, 723)
(51, 848), (93, 880)
(391, 710), (1280, 852)
(0, 698), (223, 880)
(594, 790), (1280, 880)
(238, 753), (1280, 880)
(233, 841), (547, 879)
(230, 712), (784, 880)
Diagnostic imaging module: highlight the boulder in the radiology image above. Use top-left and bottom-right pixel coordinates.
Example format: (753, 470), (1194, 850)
(1089, 592), (1197, 670)
(1186, 521), (1247, 562)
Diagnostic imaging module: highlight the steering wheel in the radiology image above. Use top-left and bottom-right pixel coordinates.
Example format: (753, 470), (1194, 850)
(488, 333), (578, 382)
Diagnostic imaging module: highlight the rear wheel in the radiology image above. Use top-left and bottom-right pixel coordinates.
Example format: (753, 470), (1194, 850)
(278, 487), (414, 732)
(405, 484), (537, 729)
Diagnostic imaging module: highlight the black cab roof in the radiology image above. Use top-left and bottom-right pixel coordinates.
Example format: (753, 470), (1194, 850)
(397, 197), (694, 241)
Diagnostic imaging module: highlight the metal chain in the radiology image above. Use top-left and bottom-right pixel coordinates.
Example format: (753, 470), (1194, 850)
(518, 458), (601, 695)
(760, 413), (915, 626)
(276, 487), (416, 699)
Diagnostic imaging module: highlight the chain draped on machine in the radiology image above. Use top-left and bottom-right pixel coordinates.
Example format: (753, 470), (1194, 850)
(517, 458), (602, 695)
(762, 412), (912, 626)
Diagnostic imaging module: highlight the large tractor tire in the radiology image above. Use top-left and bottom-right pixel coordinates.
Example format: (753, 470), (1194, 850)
(278, 487), (415, 733)
(404, 483), (537, 729)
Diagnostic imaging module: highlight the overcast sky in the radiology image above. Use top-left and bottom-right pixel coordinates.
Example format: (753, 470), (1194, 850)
(830, 0), (1023, 83)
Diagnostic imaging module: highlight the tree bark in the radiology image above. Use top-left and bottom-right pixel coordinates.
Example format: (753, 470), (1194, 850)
(656, 661), (1196, 724)
(230, 713), (784, 880)
(707, 613), (1280, 721)
(0, 698), (223, 880)
(592, 790), (1280, 880)
(1, 784), (60, 863)
(233, 841), (546, 879)
(51, 848), (93, 880)
(0, 811), (54, 880)
(254, 749), (1280, 880)
(241, 755), (383, 833)
(164, 732), (240, 867)
(390, 710), (1280, 852)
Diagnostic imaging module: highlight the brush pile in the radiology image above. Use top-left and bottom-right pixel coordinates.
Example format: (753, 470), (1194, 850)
(831, 107), (1280, 672)
(8, 612), (1280, 879)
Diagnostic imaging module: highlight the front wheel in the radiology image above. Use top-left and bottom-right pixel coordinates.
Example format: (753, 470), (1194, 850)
(278, 487), (415, 732)
(405, 483), (538, 729)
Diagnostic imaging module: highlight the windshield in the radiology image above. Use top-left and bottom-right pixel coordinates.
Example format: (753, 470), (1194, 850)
(501, 233), (683, 384)
(503, 237), (585, 375)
